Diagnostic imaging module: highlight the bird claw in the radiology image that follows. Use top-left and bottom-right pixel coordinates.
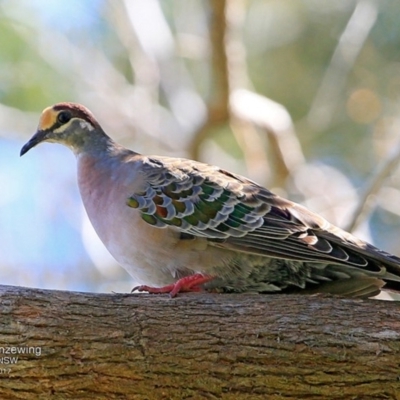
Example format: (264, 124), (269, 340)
(132, 274), (214, 298)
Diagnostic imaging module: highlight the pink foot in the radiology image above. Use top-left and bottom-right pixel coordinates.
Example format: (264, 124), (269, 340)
(132, 274), (215, 298)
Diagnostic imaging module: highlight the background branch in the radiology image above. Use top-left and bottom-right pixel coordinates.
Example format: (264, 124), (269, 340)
(345, 136), (400, 232)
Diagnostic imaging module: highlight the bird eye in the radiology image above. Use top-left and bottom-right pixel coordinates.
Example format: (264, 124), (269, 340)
(57, 111), (72, 124)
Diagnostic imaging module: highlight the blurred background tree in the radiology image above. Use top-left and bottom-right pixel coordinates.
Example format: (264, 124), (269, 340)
(1, 0), (400, 296)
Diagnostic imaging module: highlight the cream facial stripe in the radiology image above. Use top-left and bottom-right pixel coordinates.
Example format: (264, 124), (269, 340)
(52, 118), (94, 134)
(53, 122), (74, 134)
(79, 120), (94, 131)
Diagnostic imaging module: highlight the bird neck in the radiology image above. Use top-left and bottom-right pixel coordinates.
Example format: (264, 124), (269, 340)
(76, 137), (138, 170)
(70, 130), (115, 156)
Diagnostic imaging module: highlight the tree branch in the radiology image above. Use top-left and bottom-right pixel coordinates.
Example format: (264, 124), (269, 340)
(0, 285), (399, 399)
(345, 136), (400, 233)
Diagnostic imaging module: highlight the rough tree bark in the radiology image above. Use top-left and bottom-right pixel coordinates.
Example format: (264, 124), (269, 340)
(0, 284), (399, 400)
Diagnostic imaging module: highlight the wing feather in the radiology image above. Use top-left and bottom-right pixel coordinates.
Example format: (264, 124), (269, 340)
(126, 156), (400, 282)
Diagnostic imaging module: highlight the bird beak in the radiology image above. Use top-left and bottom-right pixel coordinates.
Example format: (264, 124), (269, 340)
(20, 130), (48, 156)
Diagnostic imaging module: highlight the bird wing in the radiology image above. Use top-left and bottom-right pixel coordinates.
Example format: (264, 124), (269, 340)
(126, 156), (400, 279)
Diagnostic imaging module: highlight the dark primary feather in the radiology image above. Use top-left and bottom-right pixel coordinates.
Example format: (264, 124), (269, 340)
(126, 155), (400, 293)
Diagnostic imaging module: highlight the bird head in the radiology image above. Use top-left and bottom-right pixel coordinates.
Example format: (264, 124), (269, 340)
(20, 103), (105, 156)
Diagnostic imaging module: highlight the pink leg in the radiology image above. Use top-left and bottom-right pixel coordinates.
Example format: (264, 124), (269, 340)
(132, 274), (215, 298)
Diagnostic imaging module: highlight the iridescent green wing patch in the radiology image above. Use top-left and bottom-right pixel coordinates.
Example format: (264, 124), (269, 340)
(126, 160), (269, 239)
